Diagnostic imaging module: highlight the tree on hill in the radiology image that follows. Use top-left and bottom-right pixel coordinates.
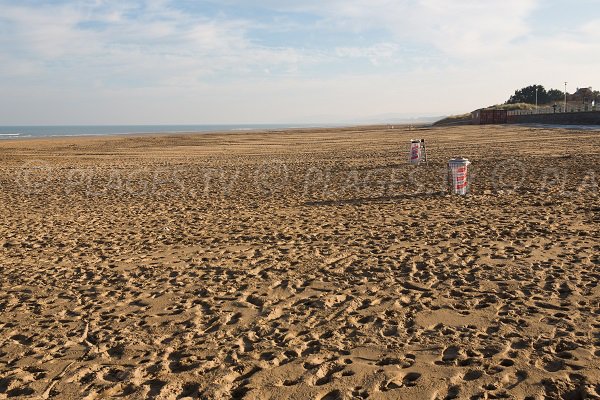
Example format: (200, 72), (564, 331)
(506, 85), (567, 105)
(506, 85), (550, 104)
(547, 89), (565, 102)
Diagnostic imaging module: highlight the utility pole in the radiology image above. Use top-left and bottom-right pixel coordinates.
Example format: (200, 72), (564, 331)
(564, 82), (568, 112)
(535, 86), (538, 111)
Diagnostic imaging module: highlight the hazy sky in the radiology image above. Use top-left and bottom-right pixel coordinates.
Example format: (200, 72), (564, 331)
(1, 0), (599, 124)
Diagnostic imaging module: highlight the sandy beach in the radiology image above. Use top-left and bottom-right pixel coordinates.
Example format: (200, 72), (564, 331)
(1, 124), (599, 399)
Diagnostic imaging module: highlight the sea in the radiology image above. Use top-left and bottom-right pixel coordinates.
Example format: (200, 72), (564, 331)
(0, 124), (339, 140)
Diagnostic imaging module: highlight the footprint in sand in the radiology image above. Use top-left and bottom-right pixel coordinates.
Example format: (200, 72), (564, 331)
(312, 363), (346, 386)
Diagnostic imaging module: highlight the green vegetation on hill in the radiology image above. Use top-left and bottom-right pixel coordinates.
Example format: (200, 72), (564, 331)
(506, 85), (564, 105)
(506, 84), (599, 105)
(485, 103), (537, 111)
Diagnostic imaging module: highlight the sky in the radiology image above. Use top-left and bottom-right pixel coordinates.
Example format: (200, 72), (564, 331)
(0, 0), (599, 125)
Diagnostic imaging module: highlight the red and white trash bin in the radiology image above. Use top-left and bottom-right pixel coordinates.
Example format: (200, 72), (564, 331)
(448, 157), (471, 195)
(409, 139), (422, 164)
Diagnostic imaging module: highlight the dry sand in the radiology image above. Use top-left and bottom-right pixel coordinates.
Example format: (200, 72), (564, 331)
(0, 124), (599, 399)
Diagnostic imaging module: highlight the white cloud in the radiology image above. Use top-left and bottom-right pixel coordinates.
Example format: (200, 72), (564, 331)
(0, 0), (314, 88)
(409, 0), (538, 56)
(217, 0), (539, 56)
(0, 3), (91, 58)
(335, 43), (399, 65)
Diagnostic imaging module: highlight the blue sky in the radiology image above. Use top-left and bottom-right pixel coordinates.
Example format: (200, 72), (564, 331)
(0, 0), (599, 124)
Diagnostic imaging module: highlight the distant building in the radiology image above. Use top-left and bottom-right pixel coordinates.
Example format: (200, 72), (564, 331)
(569, 87), (594, 102)
(471, 109), (507, 125)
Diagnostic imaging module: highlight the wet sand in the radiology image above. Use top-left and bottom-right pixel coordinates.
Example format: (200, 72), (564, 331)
(0, 124), (599, 399)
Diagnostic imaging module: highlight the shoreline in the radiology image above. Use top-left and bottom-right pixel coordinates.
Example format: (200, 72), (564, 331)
(0, 123), (386, 142)
(0, 123), (425, 146)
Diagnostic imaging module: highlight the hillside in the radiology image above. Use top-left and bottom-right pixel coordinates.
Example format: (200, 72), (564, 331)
(433, 103), (539, 126)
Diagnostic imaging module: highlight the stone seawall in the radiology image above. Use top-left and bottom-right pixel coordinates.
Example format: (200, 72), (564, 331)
(507, 111), (600, 125)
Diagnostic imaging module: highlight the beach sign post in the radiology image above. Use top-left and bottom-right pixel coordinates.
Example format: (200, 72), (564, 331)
(448, 157), (471, 195)
(409, 139), (428, 165)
